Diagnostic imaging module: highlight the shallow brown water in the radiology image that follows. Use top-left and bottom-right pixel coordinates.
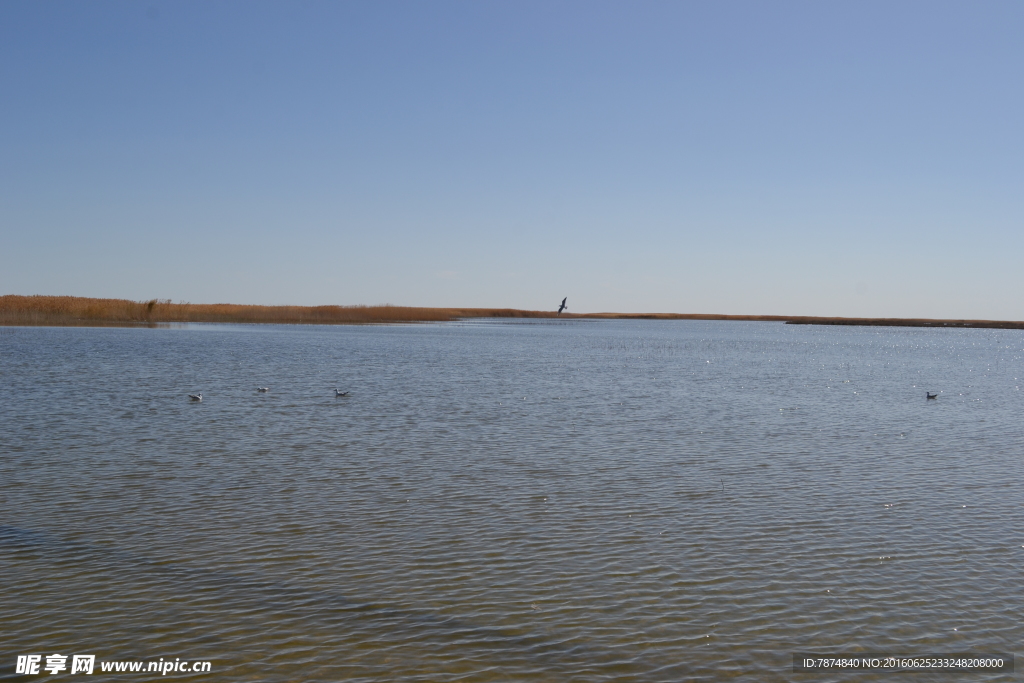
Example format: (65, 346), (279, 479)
(1, 321), (1021, 681)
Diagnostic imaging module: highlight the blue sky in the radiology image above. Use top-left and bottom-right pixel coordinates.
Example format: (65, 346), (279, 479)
(2, 1), (1022, 317)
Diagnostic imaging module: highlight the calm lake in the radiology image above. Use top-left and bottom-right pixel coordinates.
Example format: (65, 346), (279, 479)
(2, 320), (1021, 681)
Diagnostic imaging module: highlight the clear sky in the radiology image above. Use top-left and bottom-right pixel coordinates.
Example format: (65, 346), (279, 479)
(2, 1), (1022, 318)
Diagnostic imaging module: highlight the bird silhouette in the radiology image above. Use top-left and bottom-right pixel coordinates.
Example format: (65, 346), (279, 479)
(557, 297), (567, 315)
(926, 392), (938, 399)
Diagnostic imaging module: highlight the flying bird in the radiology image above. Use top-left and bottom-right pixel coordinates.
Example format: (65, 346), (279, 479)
(188, 393), (203, 402)
(557, 297), (567, 315)
(335, 389), (349, 397)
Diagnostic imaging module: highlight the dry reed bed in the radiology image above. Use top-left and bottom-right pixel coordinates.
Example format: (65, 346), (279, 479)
(0, 296), (562, 325)
(3, 295), (1023, 329)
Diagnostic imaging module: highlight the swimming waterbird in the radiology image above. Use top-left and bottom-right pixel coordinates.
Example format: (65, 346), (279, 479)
(188, 393), (203, 402)
(926, 392), (938, 399)
(558, 297), (567, 315)
(257, 387), (269, 392)
(335, 389), (349, 397)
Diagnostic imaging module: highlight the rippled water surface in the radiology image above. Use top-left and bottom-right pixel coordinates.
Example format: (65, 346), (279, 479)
(2, 320), (1022, 681)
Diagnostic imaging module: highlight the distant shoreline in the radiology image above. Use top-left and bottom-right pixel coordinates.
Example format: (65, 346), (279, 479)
(2, 295), (1023, 330)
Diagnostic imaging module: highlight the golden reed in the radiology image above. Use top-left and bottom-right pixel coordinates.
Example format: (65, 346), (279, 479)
(0, 295), (569, 326)
(2, 295), (1022, 329)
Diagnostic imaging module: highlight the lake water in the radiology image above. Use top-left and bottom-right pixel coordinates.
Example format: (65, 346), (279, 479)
(1, 320), (1021, 681)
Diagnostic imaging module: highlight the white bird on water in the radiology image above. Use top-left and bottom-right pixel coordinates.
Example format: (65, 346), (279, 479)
(257, 387), (269, 393)
(335, 389), (349, 397)
(188, 393), (202, 402)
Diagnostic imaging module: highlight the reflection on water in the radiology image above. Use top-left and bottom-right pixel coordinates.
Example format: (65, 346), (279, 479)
(2, 320), (1022, 681)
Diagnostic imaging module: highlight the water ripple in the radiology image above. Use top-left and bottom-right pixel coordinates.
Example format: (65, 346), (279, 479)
(2, 322), (1022, 680)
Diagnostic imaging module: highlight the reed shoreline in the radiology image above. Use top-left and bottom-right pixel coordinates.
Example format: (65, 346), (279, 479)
(2, 295), (1023, 330)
